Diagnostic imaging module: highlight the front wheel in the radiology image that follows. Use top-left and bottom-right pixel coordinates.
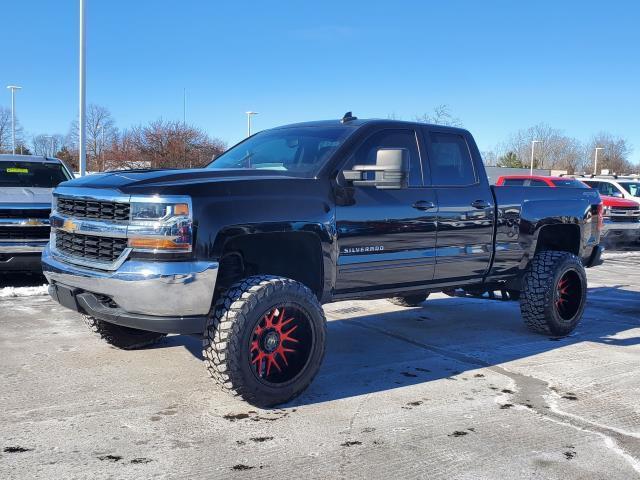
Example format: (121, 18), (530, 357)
(203, 276), (326, 407)
(520, 251), (587, 336)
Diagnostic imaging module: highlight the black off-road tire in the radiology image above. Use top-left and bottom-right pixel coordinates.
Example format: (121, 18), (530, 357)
(83, 315), (167, 350)
(203, 275), (326, 407)
(388, 293), (430, 307)
(520, 250), (587, 336)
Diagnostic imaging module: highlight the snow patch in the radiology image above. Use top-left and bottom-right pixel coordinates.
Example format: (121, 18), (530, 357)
(0, 284), (49, 298)
(602, 250), (640, 259)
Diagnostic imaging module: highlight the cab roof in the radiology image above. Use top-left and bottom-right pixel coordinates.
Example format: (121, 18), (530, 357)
(0, 154), (64, 164)
(271, 118), (469, 135)
(498, 175), (574, 181)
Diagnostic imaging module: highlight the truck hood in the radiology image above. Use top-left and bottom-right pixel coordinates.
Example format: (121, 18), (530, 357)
(600, 195), (640, 207)
(58, 168), (301, 192)
(0, 187), (53, 206)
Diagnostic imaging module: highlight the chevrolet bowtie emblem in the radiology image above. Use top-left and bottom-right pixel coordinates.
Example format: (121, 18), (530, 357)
(62, 218), (79, 232)
(25, 218), (45, 226)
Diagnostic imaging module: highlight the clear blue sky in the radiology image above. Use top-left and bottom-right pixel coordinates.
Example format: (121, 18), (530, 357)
(4, 0), (640, 163)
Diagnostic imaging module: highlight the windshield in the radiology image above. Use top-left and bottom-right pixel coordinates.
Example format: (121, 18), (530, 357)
(551, 179), (589, 188)
(207, 126), (354, 176)
(0, 161), (71, 188)
(619, 182), (640, 196)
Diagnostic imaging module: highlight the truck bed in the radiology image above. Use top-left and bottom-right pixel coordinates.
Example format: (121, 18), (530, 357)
(488, 185), (602, 280)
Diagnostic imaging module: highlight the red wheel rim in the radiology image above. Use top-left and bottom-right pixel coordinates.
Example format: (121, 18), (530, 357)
(554, 270), (582, 321)
(249, 305), (313, 384)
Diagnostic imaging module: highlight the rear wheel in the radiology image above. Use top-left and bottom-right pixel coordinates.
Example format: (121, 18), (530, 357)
(520, 250), (587, 336)
(388, 293), (430, 307)
(203, 276), (326, 407)
(83, 315), (167, 349)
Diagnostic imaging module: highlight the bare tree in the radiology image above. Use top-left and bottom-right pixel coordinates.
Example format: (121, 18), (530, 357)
(583, 132), (634, 174)
(107, 129), (141, 170)
(0, 106), (25, 153)
(415, 104), (462, 127)
(499, 123), (582, 173)
(68, 104), (118, 171)
(0, 107), (11, 152)
(113, 119), (225, 170)
(32, 134), (65, 157)
(481, 150), (501, 167)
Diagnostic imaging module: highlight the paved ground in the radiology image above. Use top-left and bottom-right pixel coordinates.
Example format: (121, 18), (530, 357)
(1, 249), (639, 479)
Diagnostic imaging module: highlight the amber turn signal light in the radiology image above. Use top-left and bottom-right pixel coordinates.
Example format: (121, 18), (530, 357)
(128, 238), (189, 250)
(173, 203), (189, 216)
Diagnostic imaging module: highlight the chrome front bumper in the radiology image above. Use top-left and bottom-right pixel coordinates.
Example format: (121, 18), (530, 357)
(42, 244), (218, 317)
(601, 220), (640, 238)
(0, 240), (48, 254)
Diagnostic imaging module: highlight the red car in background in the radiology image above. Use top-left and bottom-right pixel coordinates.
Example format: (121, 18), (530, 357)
(496, 175), (640, 244)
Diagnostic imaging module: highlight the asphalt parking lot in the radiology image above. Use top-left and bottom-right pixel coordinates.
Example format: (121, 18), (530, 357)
(1, 249), (639, 479)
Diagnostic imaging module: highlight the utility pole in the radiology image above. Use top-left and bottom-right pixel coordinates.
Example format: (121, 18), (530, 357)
(530, 140), (541, 175)
(246, 111), (258, 137)
(79, 0), (87, 176)
(6, 85), (22, 154)
(594, 147), (604, 175)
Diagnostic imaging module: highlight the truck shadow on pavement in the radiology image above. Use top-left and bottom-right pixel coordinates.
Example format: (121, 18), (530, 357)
(293, 284), (639, 406)
(155, 284), (639, 407)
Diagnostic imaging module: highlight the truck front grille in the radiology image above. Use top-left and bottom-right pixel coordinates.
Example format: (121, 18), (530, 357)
(0, 226), (50, 240)
(57, 197), (130, 221)
(611, 206), (639, 212)
(55, 231), (127, 263)
(0, 208), (50, 219)
(609, 216), (640, 223)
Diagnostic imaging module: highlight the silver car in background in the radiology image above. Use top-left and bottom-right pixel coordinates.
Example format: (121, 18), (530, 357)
(0, 154), (73, 273)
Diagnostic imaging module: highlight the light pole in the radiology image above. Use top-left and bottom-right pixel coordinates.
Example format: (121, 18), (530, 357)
(530, 140), (541, 175)
(594, 147), (604, 175)
(246, 111), (258, 137)
(78, 0), (87, 176)
(6, 85), (22, 154)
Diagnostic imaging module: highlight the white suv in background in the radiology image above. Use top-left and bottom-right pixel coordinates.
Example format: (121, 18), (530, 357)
(581, 177), (640, 203)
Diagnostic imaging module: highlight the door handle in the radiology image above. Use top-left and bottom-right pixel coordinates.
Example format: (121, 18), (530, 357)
(412, 200), (436, 211)
(471, 200), (490, 209)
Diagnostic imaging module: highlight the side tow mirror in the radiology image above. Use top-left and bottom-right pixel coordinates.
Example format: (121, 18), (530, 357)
(343, 148), (409, 189)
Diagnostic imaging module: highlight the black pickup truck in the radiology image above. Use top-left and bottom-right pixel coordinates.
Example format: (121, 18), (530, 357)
(43, 115), (603, 406)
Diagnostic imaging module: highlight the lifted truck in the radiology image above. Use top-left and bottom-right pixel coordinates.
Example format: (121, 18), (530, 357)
(43, 116), (604, 406)
(1, 154), (73, 272)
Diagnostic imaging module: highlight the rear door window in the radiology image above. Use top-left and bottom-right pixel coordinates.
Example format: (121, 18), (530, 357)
(502, 178), (525, 186)
(596, 182), (617, 196)
(529, 180), (548, 187)
(424, 130), (476, 186)
(551, 179), (588, 188)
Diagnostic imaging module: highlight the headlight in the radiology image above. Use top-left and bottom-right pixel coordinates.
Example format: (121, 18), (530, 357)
(602, 206), (611, 216)
(130, 202), (189, 221)
(127, 197), (193, 252)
